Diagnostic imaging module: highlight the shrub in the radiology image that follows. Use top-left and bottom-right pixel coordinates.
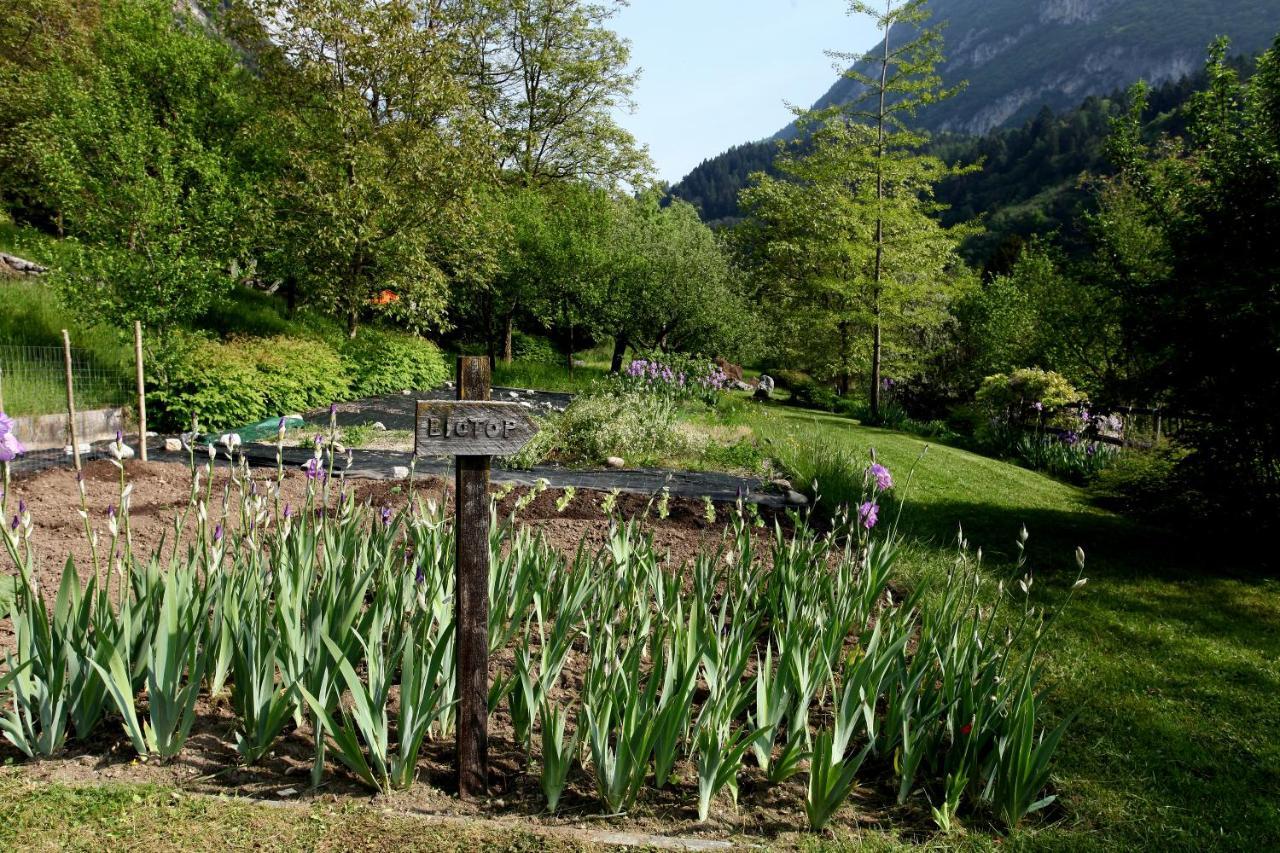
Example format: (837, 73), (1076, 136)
(769, 369), (811, 391)
(340, 328), (449, 397)
(507, 387), (698, 467)
(147, 332), (351, 432)
(511, 331), (560, 365)
(1090, 441), (1195, 518)
(976, 369), (1084, 427)
(232, 336), (350, 417)
(146, 330), (266, 432)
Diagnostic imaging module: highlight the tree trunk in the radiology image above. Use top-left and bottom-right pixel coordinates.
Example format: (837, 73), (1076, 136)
(610, 334), (628, 374)
(501, 312), (514, 363)
(347, 309), (359, 339)
(838, 320), (851, 396)
(567, 322), (575, 376)
(869, 2), (890, 422)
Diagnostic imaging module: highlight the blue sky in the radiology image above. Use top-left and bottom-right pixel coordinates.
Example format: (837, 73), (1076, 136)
(610, 1), (881, 184)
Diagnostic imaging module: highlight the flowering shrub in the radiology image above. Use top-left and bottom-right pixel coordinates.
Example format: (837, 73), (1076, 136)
(976, 368), (1084, 434)
(620, 353), (731, 404)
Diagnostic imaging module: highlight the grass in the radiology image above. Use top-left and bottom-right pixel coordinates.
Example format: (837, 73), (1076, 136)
(0, 774), (590, 852)
(0, 279), (133, 417)
(750, 407), (1280, 850)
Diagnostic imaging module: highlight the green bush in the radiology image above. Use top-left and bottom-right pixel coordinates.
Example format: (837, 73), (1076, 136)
(511, 331), (560, 365)
(232, 336), (350, 417)
(506, 387), (698, 468)
(147, 332), (351, 432)
(769, 369), (811, 392)
(340, 328), (449, 397)
(975, 368), (1084, 424)
(1090, 442), (1195, 518)
(146, 331), (266, 432)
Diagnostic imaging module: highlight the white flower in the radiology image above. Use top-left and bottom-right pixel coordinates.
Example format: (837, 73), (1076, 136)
(1073, 577), (1089, 590)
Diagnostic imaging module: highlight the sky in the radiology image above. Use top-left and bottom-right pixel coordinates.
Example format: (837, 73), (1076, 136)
(610, 1), (881, 184)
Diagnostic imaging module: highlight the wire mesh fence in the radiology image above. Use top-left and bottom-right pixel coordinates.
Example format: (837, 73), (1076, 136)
(0, 343), (133, 474)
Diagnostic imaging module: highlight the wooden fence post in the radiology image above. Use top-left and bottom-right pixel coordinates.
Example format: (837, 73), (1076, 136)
(455, 355), (491, 799)
(62, 329), (81, 472)
(134, 321), (148, 462)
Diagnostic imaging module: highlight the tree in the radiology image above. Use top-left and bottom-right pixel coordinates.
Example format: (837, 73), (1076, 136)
(232, 0), (498, 337)
(813, 0), (968, 417)
(1097, 37), (1280, 522)
(470, 0), (650, 187)
(738, 0), (972, 407)
(601, 193), (759, 371)
(0, 0), (266, 329)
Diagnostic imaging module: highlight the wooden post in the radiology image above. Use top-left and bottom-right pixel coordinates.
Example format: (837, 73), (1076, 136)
(134, 321), (148, 462)
(62, 329), (81, 472)
(455, 355), (490, 799)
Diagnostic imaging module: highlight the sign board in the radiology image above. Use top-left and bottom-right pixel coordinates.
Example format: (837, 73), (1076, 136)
(414, 401), (539, 457)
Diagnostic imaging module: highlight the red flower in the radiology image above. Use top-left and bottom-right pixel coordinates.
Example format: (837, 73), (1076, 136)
(959, 722), (973, 736)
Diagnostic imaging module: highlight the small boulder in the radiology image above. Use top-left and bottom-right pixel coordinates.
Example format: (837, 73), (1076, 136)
(508, 390), (520, 399)
(371, 422), (387, 431)
(785, 490), (809, 506)
(754, 374), (776, 400)
(605, 456), (626, 469)
(391, 465), (410, 479)
(715, 357), (744, 383)
(163, 437), (183, 453)
(770, 478), (793, 492)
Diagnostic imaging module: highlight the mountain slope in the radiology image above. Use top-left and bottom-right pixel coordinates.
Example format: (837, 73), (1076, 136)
(799, 0), (1279, 137)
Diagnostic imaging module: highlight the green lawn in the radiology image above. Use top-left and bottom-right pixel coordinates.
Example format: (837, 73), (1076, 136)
(752, 408), (1280, 851)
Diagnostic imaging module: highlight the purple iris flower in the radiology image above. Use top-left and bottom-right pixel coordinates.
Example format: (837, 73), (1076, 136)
(213, 524), (223, 543)
(868, 463), (893, 492)
(303, 457), (327, 481)
(0, 412), (13, 435)
(381, 506), (393, 526)
(858, 501), (879, 530)
(0, 431), (25, 462)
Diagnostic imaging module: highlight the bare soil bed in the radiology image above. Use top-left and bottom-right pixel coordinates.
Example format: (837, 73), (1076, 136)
(0, 460), (935, 847)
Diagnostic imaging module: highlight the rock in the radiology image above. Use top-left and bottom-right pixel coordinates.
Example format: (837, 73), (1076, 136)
(391, 465), (410, 479)
(445, 381), (455, 389)
(605, 456), (626, 469)
(785, 490), (809, 506)
(371, 421), (387, 431)
(508, 390), (520, 399)
(145, 431), (158, 438)
(755, 374), (775, 400)
(401, 389), (411, 395)
(115, 443), (136, 460)
(732, 380), (753, 392)
(715, 357), (744, 383)
(64, 442), (92, 456)
(519, 402), (534, 409)
(525, 389), (537, 395)
(770, 478), (793, 492)
(276, 787), (298, 798)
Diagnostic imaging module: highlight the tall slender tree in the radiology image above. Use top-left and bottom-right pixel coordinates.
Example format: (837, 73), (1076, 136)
(812, 0), (967, 417)
(740, 0), (971, 411)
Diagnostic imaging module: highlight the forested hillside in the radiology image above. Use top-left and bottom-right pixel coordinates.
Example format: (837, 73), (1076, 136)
(671, 57), (1243, 264)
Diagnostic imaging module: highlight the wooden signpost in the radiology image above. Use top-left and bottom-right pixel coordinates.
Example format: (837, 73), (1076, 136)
(415, 356), (538, 799)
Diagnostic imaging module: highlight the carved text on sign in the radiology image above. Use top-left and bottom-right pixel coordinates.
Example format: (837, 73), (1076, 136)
(414, 401), (539, 457)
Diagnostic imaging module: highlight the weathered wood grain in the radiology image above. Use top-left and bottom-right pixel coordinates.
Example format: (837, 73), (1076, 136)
(453, 356), (490, 799)
(414, 400), (538, 457)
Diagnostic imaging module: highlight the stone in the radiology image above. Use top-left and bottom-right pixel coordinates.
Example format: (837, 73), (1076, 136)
(605, 456), (626, 469)
(525, 389), (537, 395)
(508, 390), (520, 399)
(64, 442), (92, 456)
(371, 421), (387, 431)
(715, 357), (744, 383)
(391, 466), (410, 479)
(755, 374), (775, 400)
(770, 478), (793, 492)
(520, 402), (534, 409)
(732, 380), (753, 392)
(785, 489), (809, 506)
(164, 438), (183, 453)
